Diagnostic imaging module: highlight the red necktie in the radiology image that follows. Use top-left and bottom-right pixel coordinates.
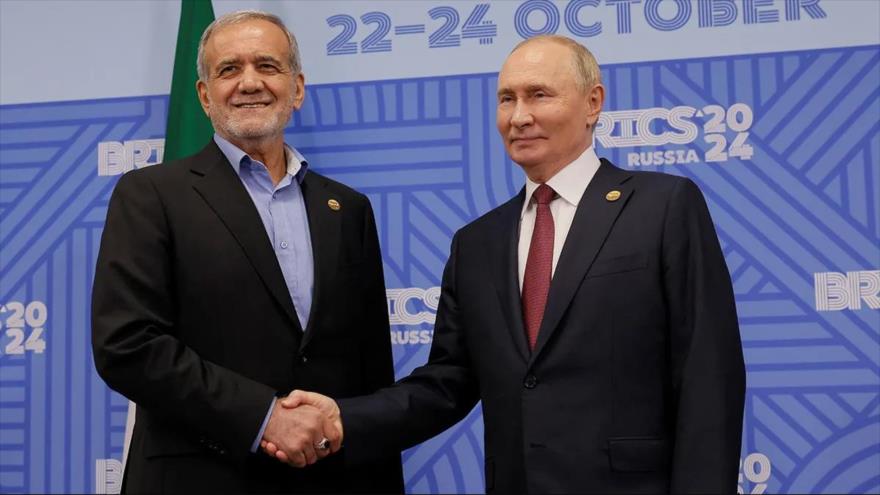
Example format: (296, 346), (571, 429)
(522, 184), (556, 351)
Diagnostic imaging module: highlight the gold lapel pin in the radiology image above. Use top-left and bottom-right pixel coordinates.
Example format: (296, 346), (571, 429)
(606, 190), (621, 202)
(327, 199), (341, 211)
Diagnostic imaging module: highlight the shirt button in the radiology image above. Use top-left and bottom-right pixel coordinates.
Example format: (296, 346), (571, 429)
(280, 241), (288, 249)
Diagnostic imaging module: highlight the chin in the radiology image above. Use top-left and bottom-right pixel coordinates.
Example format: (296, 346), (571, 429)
(510, 152), (545, 168)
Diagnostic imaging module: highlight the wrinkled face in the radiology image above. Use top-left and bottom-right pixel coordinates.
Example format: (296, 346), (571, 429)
(197, 19), (304, 144)
(496, 40), (601, 179)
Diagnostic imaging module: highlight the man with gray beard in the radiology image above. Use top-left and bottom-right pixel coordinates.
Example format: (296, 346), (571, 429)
(91, 10), (402, 493)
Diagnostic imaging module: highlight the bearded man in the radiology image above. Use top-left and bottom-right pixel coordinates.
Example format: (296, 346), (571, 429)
(91, 10), (402, 493)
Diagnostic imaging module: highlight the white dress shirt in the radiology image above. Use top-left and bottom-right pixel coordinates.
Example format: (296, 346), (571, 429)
(518, 146), (602, 292)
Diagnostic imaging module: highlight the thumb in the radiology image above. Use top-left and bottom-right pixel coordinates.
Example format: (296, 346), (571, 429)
(279, 390), (307, 408)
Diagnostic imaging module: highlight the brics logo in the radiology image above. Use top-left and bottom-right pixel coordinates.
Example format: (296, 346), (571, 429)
(814, 270), (880, 312)
(387, 287), (440, 325)
(595, 103), (755, 166)
(387, 287), (440, 345)
(97, 139), (165, 176)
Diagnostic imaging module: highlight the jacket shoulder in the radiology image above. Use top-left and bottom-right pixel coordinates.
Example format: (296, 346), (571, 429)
(454, 192), (522, 243)
(116, 154), (197, 187)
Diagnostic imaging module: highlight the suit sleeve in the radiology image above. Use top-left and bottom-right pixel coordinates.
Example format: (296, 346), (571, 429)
(91, 171), (276, 458)
(338, 231), (480, 465)
(662, 178), (746, 493)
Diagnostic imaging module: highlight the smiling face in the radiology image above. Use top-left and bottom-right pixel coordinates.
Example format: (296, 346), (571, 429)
(197, 19), (304, 147)
(496, 39), (603, 182)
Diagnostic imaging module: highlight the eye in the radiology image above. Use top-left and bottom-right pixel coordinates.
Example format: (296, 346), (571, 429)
(534, 91), (547, 98)
(498, 95), (513, 104)
(259, 63), (280, 73)
(218, 66), (236, 76)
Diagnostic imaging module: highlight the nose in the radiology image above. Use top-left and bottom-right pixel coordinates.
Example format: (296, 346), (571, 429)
(510, 102), (533, 128)
(238, 66), (264, 93)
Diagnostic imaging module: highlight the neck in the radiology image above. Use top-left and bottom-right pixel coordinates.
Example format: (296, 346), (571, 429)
(225, 133), (288, 185)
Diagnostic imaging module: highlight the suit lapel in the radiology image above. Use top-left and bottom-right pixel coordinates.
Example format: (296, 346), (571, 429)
(530, 160), (634, 361)
(189, 142), (301, 331)
(489, 190), (530, 362)
(298, 173), (341, 350)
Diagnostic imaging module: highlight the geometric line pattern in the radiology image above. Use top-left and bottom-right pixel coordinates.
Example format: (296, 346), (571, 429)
(0, 97), (166, 493)
(1, 45), (878, 493)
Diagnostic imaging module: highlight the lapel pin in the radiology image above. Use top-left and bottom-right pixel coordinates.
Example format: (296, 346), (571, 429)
(327, 199), (341, 211)
(606, 190), (621, 202)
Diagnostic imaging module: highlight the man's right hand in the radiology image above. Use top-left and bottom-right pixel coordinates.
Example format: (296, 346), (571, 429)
(260, 398), (341, 468)
(261, 390), (343, 466)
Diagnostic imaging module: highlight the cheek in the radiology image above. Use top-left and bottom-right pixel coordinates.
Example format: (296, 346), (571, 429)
(496, 109), (509, 134)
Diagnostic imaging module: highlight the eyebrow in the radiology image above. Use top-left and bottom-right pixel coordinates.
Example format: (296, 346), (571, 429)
(214, 54), (284, 69)
(215, 56), (241, 68)
(497, 83), (550, 97)
(253, 54), (283, 65)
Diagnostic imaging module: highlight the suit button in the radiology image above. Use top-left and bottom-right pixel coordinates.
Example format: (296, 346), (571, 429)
(524, 375), (537, 389)
(301, 354), (308, 364)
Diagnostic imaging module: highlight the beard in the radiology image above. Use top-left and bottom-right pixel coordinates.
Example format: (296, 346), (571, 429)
(207, 94), (294, 142)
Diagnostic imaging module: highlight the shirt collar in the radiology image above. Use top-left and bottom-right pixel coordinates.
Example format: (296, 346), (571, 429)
(521, 146), (601, 219)
(214, 133), (309, 184)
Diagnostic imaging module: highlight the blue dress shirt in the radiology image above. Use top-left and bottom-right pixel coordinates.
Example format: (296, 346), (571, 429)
(213, 134), (314, 452)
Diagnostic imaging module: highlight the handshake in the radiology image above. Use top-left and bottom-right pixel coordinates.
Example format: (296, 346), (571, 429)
(259, 390), (342, 468)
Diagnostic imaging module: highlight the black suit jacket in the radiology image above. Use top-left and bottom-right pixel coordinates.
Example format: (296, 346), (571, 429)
(92, 142), (403, 493)
(339, 160), (745, 494)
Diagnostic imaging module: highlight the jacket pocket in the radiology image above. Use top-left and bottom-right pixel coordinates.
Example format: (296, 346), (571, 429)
(587, 253), (648, 278)
(607, 436), (669, 472)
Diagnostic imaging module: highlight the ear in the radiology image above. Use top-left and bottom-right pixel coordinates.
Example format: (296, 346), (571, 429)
(292, 73), (306, 110)
(585, 83), (605, 128)
(196, 79), (211, 116)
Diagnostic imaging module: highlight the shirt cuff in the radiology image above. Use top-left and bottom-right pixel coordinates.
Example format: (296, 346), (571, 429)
(250, 397), (277, 453)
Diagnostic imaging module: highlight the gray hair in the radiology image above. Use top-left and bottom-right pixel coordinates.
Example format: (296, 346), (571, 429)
(197, 10), (301, 81)
(511, 35), (602, 91)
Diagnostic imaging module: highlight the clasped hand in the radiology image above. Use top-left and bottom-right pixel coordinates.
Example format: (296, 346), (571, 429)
(260, 390), (342, 468)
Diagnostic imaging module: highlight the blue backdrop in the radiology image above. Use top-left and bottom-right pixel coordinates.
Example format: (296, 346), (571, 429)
(1, 1), (878, 493)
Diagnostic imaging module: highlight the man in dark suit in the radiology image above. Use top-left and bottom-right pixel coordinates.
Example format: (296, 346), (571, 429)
(91, 10), (402, 493)
(270, 34), (746, 493)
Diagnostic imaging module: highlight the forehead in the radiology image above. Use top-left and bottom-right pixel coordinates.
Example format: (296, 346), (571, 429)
(205, 19), (289, 63)
(498, 41), (577, 90)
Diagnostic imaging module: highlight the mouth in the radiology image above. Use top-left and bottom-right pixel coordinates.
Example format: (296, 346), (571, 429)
(233, 102), (271, 109)
(510, 136), (543, 144)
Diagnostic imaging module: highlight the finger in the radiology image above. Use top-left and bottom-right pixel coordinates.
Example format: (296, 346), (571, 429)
(322, 417), (343, 453)
(264, 441), (278, 456)
(278, 448), (305, 468)
(279, 397), (299, 408)
(290, 450), (307, 468)
(314, 437), (331, 459)
(301, 443), (318, 465)
(280, 390), (304, 408)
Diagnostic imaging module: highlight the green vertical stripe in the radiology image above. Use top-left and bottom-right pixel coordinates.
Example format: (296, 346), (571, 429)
(164, 0), (215, 162)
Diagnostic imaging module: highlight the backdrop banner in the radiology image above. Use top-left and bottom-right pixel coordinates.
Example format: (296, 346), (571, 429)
(0, 1), (878, 493)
